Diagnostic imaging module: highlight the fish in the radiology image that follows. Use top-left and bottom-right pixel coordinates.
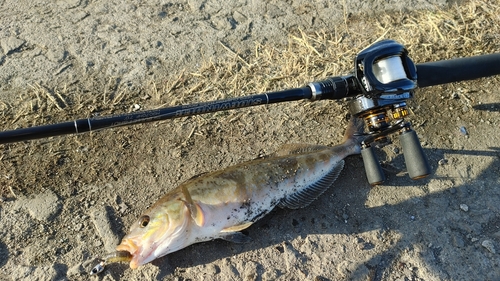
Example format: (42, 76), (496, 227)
(109, 117), (365, 270)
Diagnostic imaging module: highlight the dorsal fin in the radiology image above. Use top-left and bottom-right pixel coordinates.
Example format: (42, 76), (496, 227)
(278, 160), (345, 209)
(265, 144), (330, 158)
(187, 172), (208, 181)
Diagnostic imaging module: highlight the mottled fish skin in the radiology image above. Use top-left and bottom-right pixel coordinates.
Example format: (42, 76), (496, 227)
(116, 118), (365, 269)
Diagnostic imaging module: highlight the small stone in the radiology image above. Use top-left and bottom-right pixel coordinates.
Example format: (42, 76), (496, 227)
(74, 223), (83, 232)
(1, 37), (26, 55)
(438, 159), (448, 165)
(481, 240), (496, 254)
(132, 104), (141, 111)
(450, 92), (459, 99)
(233, 11), (247, 23)
(459, 204), (469, 212)
(459, 126), (468, 136)
(118, 202), (129, 214)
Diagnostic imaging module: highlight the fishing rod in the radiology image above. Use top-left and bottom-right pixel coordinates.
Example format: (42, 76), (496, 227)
(1, 40), (500, 185)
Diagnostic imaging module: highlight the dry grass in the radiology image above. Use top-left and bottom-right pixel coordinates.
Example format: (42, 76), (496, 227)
(5, 0), (500, 126)
(0, 0), (499, 198)
(149, 0), (499, 108)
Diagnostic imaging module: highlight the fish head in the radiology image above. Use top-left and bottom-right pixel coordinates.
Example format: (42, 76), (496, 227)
(116, 199), (190, 269)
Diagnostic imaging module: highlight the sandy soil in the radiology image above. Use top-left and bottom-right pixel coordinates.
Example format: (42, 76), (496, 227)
(0, 0), (499, 280)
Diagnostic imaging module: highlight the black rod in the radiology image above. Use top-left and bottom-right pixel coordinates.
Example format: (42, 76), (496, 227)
(0, 87), (312, 144)
(416, 53), (500, 88)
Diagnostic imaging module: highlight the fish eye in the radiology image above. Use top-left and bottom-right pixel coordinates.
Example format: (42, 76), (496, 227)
(139, 215), (150, 228)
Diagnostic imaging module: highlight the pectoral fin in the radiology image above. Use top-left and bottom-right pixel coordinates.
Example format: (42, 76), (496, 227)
(218, 222), (253, 243)
(220, 222), (253, 233)
(180, 186), (205, 227)
(219, 232), (252, 243)
(279, 160), (345, 209)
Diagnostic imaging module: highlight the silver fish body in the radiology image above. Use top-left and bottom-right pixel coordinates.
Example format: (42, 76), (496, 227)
(116, 119), (364, 269)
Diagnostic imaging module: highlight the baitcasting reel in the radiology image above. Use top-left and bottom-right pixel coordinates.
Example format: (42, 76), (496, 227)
(349, 40), (430, 185)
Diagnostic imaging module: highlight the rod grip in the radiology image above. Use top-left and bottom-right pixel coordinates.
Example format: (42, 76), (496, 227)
(416, 53), (500, 88)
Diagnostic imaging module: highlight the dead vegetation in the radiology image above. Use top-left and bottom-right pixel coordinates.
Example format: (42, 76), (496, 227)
(0, 0), (499, 197)
(149, 0), (499, 106)
(5, 0), (500, 121)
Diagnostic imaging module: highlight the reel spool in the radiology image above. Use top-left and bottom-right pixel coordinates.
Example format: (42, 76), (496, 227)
(349, 40), (431, 185)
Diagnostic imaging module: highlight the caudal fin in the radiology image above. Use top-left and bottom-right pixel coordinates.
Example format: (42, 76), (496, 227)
(343, 117), (365, 143)
(341, 117), (366, 154)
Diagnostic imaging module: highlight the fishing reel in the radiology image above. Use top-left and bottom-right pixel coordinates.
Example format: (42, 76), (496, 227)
(349, 40), (430, 185)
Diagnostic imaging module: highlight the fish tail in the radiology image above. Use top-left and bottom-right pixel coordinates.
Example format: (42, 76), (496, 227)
(341, 117), (366, 155)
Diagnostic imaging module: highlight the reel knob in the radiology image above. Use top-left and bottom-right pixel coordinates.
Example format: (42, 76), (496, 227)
(361, 145), (386, 186)
(399, 129), (431, 179)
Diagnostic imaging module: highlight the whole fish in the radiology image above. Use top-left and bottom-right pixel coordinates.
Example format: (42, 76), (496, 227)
(94, 118), (365, 272)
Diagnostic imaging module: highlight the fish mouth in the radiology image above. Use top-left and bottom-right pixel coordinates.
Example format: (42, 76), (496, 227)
(116, 238), (156, 269)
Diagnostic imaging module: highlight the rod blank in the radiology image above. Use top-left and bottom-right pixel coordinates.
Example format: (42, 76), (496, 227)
(0, 87), (312, 144)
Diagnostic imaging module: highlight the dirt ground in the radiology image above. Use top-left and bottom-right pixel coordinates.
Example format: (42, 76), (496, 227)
(0, 0), (499, 280)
